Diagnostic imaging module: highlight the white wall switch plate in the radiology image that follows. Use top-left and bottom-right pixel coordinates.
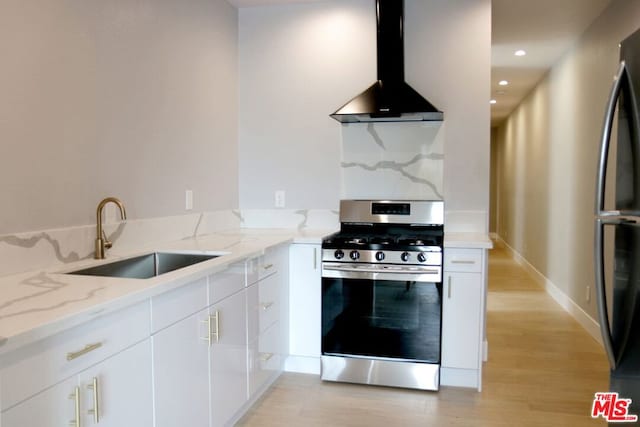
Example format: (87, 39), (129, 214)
(275, 190), (285, 208)
(185, 190), (193, 210)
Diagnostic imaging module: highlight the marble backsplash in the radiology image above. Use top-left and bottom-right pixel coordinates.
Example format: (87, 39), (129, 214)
(340, 121), (444, 201)
(239, 209), (338, 230)
(0, 210), (240, 278)
(0, 208), (341, 278)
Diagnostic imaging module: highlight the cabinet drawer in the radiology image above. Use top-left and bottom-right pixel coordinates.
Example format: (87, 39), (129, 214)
(444, 249), (483, 272)
(247, 246), (286, 286)
(258, 274), (279, 334)
(248, 322), (281, 396)
(247, 275), (280, 342)
(259, 249), (280, 280)
(0, 301), (150, 411)
(151, 277), (207, 333)
(209, 262), (245, 304)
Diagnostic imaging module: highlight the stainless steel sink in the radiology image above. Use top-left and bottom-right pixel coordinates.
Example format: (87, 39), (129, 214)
(67, 252), (223, 279)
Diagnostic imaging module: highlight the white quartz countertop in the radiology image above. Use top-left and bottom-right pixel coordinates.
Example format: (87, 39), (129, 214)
(444, 232), (494, 249)
(0, 228), (335, 356)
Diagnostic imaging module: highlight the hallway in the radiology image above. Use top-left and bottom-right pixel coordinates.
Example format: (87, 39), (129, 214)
(238, 244), (609, 426)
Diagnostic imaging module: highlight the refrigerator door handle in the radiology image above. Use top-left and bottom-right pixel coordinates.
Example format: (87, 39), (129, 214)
(594, 218), (617, 369)
(594, 61), (628, 371)
(596, 61), (627, 216)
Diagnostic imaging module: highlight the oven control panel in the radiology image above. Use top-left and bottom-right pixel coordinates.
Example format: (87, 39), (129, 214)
(322, 249), (441, 266)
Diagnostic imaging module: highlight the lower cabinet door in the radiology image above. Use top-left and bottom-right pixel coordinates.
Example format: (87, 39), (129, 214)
(2, 340), (153, 427)
(153, 308), (211, 427)
(441, 272), (482, 370)
(79, 339), (154, 427)
(211, 289), (248, 427)
(1, 377), (78, 427)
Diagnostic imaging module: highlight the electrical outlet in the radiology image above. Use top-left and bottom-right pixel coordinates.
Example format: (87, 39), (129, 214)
(185, 190), (193, 210)
(586, 286), (591, 303)
(275, 190), (286, 208)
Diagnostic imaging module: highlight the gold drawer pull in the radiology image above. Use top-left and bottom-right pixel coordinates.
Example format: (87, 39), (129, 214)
(260, 352), (274, 362)
(261, 302), (274, 311)
(67, 342), (103, 361)
(263, 263), (274, 270)
(451, 260), (476, 265)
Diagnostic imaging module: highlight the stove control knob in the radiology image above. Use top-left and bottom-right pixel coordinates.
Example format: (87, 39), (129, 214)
(417, 253), (427, 263)
(334, 249), (344, 260)
(349, 250), (360, 261)
(375, 251), (385, 261)
(401, 252), (410, 262)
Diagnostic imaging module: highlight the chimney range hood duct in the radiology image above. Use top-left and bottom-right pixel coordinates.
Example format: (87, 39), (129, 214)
(330, 0), (443, 123)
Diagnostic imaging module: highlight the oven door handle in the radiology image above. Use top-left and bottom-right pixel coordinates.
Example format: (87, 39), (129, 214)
(322, 263), (441, 282)
(323, 263), (440, 274)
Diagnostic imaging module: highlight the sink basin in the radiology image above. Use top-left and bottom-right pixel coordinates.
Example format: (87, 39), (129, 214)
(67, 252), (223, 279)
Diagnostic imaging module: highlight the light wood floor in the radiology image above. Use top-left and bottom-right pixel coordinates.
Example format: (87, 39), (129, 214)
(238, 245), (609, 426)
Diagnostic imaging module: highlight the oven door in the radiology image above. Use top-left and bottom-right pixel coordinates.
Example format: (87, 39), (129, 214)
(321, 263), (442, 364)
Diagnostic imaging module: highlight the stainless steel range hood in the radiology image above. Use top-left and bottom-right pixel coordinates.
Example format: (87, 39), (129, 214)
(330, 0), (443, 123)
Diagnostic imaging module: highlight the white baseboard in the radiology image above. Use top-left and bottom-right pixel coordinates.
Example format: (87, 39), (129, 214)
(495, 236), (602, 346)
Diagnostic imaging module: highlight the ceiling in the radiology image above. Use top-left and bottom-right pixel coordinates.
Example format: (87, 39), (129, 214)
(228, 0), (613, 126)
(491, 0), (612, 126)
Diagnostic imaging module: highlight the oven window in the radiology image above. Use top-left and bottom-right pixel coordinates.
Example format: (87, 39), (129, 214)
(322, 278), (441, 363)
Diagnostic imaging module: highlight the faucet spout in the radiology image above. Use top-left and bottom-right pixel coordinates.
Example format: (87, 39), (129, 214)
(95, 197), (127, 259)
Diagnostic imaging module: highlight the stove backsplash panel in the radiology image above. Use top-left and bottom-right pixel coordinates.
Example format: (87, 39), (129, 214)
(340, 122), (444, 201)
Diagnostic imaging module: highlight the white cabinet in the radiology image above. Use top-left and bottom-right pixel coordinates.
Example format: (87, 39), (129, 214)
(247, 245), (287, 400)
(152, 307), (211, 427)
(1, 377), (77, 427)
(151, 267), (248, 427)
(77, 339), (153, 427)
(0, 302), (152, 427)
(441, 272), (482, 369)
(440, 248), (486, 391)
(151, 247), (287, 427)
(210, 289), (248, 427)
(287, 243), (321, 374)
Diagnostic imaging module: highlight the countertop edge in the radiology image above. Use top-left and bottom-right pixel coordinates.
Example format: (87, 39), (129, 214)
(444, 232), (494, 249)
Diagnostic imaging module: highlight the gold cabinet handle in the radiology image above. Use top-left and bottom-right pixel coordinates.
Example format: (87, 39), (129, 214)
(211, 310), (220, 343)
(263, 263), (274, 270)
(87, 377), (100, 423)
(68, 386), (81, 427)
(260, 302), (274, 311)
(451, 260), (476, 265)
(201, 317), (213, 346)
(67, 342), (103, 361)
(259, 352), (274, 362)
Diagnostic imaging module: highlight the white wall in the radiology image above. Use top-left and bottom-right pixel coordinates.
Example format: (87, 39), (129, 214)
(238, 0), (374, 211)
(0, 0), (239, 235)
(493, 0), (640, 319)
(238, 0), (491, 231)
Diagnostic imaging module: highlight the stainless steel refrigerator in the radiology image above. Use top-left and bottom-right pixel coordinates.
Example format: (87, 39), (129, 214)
(595, 27), (640, 417)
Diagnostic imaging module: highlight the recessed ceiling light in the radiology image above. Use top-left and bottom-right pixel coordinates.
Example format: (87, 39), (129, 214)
(515, 50), (526, 57)
(499, 80), (509, 86)
(490, 99), (497, 105)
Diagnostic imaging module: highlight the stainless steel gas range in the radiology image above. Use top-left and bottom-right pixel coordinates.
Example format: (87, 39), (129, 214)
(321, 200), (444, 391)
